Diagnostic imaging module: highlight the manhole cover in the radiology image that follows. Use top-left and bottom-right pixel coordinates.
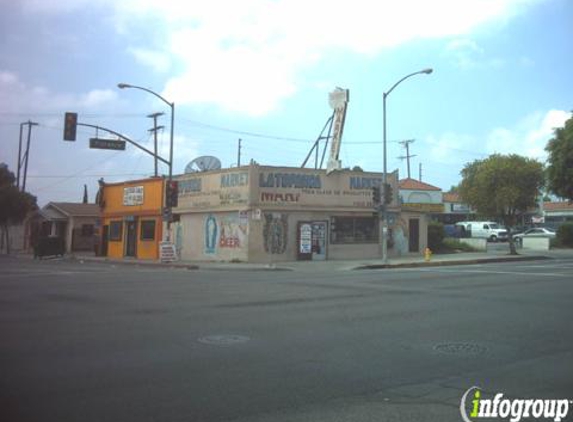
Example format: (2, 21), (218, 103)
(198, 335), (250, 346)
(433, 342), (488, 355)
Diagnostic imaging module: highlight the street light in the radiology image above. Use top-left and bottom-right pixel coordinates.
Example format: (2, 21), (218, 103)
(381, 68), (432, 263)
(117, 82), (175, 238)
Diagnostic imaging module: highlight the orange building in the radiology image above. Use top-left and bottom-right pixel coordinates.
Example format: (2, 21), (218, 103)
(97, 177), (165, 260)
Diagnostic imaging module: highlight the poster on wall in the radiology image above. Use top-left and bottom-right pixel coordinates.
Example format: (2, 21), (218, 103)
(159, 241), (177, 263)
(299, 223), (312, 254)
(204, 215), (218, 254)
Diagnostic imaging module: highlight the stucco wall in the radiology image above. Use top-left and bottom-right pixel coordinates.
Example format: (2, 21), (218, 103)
(178, 212), (249, 262)
(172, 164), (430, 263)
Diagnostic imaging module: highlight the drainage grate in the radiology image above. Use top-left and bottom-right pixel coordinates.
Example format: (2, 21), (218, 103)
(198, 335), (250, 346)
(433, 342), (488, 355)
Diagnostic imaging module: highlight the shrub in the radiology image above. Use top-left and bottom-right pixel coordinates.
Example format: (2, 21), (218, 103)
(556, 223), (573, 247)
(443, 238), (478, 252)
(428, 222), (445, 251)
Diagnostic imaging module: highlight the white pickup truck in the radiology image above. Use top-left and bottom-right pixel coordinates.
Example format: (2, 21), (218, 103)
(455, 221), (508, 242)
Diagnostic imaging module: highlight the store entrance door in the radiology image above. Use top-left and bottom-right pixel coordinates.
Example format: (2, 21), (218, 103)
(311, 221), (327, 261)
(297, 221), (328, 261)
(101, 225), (109, 256)
(125, 220), (137, 257)
(409, 218), (419, 252)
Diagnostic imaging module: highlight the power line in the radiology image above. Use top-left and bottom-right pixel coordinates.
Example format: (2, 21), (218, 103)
(27, 173), (149, 178)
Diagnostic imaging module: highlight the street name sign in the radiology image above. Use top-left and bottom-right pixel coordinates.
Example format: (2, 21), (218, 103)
(89, 138), (126, 150)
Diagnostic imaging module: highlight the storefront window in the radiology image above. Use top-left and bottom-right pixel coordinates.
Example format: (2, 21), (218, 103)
(331, 217), (378, 244)
(140, 220), (156, 241)
(109, 221), (123, 241)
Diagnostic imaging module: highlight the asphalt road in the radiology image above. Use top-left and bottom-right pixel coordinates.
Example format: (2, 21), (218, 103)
(1, 256), (572, 422)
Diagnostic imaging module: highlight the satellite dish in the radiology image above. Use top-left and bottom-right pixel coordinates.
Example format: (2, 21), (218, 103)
(185, 156), (222, 173)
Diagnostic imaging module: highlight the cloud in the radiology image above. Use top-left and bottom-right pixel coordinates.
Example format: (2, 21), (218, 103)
(486, 109), (570, 159)
(105, 0), (543, 115)
(445, 38), (485, 69)
(422, 109), (570, 173)
(80, 89), (118, 108)
(444, 38), (509, 69)
(128, 48), (172, 73)
(0, 70), (118, 113)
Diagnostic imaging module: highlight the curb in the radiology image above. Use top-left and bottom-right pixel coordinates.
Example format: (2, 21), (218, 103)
(352, 255), (552, 270)
(69, 256), (294, 272)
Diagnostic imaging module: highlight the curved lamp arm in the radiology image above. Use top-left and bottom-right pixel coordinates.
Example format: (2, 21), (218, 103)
(117, 83), (173, 107)
(384, 68), (433, 98)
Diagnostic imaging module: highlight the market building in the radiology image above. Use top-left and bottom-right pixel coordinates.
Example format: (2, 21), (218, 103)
(97, 177), (165, 260)
(170, 164), (430, 262)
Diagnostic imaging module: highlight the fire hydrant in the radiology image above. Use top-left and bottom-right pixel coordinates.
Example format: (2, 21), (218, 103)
(424, 247), (432, 262)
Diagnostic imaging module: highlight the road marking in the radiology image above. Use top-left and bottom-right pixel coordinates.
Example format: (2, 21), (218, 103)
(410, 268), (568, 277)
(520, 263), (573, 269)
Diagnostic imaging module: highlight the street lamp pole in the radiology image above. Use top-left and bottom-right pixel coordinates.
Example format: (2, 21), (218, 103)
(117, 83), (175, 238)
(382, 68), (432, 263)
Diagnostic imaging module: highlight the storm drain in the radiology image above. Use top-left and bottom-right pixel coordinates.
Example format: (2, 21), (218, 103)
(198, 335), (250, 346)
(433, 342), (488, 356)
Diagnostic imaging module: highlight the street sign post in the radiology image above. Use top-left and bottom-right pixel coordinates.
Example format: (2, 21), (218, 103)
(89, 138), (126, 150)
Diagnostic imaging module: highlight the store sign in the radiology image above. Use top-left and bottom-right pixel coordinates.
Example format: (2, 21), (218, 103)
(401, 203), (444, 213)
(123, 186), (144, 206)
(452, 203), (470, 212)
(327, 88), (349, 174)
(259, 172), (322, 189)
(159, 241), (177, 263)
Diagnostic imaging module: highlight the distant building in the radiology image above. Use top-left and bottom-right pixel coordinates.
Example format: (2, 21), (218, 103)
(399, 178), (443, 208)
(542, 201), (573, 226)
(26, 202), (100, 253)
(440, 192), (474, 224)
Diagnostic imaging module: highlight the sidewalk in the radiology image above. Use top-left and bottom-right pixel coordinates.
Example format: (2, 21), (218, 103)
(54, 248), (567, 272)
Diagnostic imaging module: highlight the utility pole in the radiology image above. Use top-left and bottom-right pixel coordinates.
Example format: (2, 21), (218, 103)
(237, 138), (242, 167)
(398, 139), (416, 179)
(147, 112), (165, 177)
(16, 123), (24, 189)
(21, 121), (39, 192)
(419, 163), (422, 181)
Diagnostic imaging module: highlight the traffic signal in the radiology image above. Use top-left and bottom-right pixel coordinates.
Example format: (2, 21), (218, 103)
(166, 180), (179, 207)
(63, 112), (78, 141)
(384, 183), (393, 205)
(372, 185), (381, 206)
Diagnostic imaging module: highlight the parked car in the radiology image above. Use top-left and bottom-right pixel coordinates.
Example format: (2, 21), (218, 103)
(455, 221), (508, 242)
(34, 236), (65, 259)
(513, 228), (556, 246)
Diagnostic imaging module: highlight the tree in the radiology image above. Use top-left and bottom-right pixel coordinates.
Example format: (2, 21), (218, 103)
(459, 154), (544, 255)
(0, 165), (38, 254)
(449, 184), (460, 194)
(545, 113), (573, 201)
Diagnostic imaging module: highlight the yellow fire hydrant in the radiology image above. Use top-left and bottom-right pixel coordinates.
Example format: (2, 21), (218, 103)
(424, 247), (432, 262)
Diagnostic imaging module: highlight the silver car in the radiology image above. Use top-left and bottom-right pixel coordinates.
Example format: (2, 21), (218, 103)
(513, 228), (556, 246)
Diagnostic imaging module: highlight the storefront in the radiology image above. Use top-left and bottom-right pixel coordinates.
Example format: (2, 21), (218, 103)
(172, 164), (428, 262)
(97, 177), (164, 260)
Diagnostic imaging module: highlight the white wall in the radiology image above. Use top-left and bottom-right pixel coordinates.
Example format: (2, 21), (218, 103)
(522, 237), (550, 251)
(401, 189), (442, 204)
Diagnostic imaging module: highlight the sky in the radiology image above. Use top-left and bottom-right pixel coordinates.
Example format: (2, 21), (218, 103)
(0, 0), (572, 206)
